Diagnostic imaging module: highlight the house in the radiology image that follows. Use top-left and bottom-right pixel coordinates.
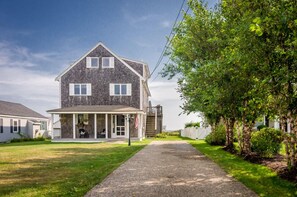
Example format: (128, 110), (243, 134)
(47, 42), (153, 140)
(0, 100), (49, 142)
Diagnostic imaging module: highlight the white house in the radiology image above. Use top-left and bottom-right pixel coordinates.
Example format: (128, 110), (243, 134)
(0, 100), (49, 142)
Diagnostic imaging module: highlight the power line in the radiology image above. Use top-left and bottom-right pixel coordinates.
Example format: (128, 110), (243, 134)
(149, 0), (188, 79)
(150, 5), (190, 81)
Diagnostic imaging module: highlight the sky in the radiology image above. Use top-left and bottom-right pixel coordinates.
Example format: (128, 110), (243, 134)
(0, 0), (218, 130)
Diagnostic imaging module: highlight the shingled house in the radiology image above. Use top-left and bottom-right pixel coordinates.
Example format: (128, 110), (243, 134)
(0, 100), (49, 142)
(47, 42), (152, 140)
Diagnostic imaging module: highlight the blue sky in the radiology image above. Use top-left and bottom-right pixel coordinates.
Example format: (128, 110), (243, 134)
(0, 0), (217, 129)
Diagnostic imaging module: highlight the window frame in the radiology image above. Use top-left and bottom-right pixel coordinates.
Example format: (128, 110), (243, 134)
(111, 83), (131, 96)
(70, 83), (91, 96)
(86, 57), (99, 68)
(0, 118), (3, 133)
(13, 120), (18, 133)
(102, 57), (114, 68)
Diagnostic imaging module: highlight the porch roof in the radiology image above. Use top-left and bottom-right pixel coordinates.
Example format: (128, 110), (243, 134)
(47, 105), (144, 114)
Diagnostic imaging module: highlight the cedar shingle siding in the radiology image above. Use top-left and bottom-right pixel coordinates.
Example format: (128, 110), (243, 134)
(61, 45), (141, 109)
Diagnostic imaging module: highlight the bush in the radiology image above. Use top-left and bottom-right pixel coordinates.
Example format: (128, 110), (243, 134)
(155, 133), (167, 138)
(257, 124), (267, 131)
(11, 137), (46, 143)
(251, 127), (282, 157)
(205, 124), (226, 145)
(164, 130), (181, 136)
(185, 122), (200, 128)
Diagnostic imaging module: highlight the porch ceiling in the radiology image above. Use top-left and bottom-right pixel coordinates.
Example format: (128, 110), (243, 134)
(47, 105), (144, 114)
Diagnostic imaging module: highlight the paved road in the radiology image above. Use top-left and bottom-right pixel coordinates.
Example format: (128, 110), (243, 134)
(85, 141), (257, 197)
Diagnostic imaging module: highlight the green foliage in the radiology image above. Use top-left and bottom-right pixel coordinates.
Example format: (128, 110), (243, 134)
(185, 122), (200, 128)
(11, 137), (46, 143)
(190, 140), (297, 196)
(251, 128), (283, 157)
(165, 131), (181, 136)
(155, 133), (167, 138)
(257, 124), (267, 131)
(205, 124), (226, 146)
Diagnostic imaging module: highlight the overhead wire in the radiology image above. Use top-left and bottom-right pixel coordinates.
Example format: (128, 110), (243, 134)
(149, 0), (189, 79)
(150, 5), (190, 81)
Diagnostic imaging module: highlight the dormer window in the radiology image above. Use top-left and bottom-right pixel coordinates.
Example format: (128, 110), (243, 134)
(102, 57), (115, 68)
(86, 57), (99, 68)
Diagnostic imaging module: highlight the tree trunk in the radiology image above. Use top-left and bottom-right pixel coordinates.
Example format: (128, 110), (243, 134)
(236, 121), (243, 154)
(224, 118), (235, 151)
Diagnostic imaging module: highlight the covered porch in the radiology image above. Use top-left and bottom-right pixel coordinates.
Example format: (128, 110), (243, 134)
(47, 105), (144, 140)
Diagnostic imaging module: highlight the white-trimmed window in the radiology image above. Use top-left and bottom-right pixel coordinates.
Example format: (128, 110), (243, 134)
(110, 83), (131, 96)
(86, 57), (99, 68)
(69, 83), (92, 96)
(102, 57), (115, 68)
(10, 119), (19, 133)
(0, 118), (3, 133)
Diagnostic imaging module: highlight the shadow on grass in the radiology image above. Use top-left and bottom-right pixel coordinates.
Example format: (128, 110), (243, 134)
(0, 143), (146, 197)
(189, 140), (297, 197)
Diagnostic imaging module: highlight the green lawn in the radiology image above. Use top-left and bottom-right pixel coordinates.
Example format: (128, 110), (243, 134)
(189, 140), (297, 197)
(0, 140), (150, 197)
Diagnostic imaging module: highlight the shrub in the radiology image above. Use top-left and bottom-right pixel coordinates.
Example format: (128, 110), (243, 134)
(205, 124), (226, 145)
(251, 127), (282, 157)
(164, 130), (181, 136)
(11, 137), (46, 143)
(155, 133), (167, 138)
(257, 124), (267, 131)
(185, 122), (200, 128)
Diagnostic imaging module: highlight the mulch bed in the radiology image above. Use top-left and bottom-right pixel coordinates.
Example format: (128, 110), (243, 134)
(243, 153), (297, 183)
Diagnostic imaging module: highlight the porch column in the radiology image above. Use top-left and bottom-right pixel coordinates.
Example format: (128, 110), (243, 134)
(73, 114), (76, 139)
(139, 114), (143, 140)
(137, 114), (142, 141)
(126, 114), (130, 139)
(51, 114), (54, 140)
(94, 114), (97, 139)
(105, 114), (108, 139)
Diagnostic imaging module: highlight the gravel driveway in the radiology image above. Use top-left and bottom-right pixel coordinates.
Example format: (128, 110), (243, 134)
(85, 141), (257, 197)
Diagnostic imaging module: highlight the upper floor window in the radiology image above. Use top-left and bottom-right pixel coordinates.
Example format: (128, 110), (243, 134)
(110, 83), (131, 96)
(69, 83), (92, 96)
(86, 57), (99, 68)
(102, 57), (115, 68)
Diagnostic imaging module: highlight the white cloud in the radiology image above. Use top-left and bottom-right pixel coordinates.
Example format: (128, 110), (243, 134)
(160, 20), (171, 28)
(149, 80), (200, 130)
(0, 42), (60, 116)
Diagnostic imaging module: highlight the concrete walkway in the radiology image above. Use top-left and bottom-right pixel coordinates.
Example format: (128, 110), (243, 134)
(85, 141), (257, 197)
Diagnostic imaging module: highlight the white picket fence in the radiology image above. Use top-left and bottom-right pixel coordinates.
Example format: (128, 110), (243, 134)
(181, 127), (211, 140)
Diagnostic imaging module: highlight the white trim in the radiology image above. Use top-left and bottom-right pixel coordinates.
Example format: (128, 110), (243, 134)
(51, 114), (54, 139)
(105, 114), (108, 139)
(126, 114), (129, 139)
(0, 114), (47, 121)
(55, 42), (144, 81)
(94, 114), (97, 139)
(120, 57), (148, 65)
(86, 57), (99, 68)
(59, 80), (62, 108)
(70, 83), (92, 96)
(102, 57), (114, 68)
(73, 114), (76, 139)
(48, 111), (145, 115)
(110, 83), (132, 96)
(140, 78), (143, 110)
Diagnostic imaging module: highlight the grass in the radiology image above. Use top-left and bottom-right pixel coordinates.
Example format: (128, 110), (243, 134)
(0, 140), (150, 197)
(189, 140), (297, 197)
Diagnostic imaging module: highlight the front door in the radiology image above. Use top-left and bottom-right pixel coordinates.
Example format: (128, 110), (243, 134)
(112, 115), (126, 138)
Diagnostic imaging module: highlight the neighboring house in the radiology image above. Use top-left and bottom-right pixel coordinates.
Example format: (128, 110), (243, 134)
(0, 100), (48, 142)
(47, 42), (152, 140)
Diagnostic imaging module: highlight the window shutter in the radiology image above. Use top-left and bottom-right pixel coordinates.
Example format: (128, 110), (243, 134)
(86, 84), (92, 96)
(110, 57), (115, 68)
(10, 119), (13, 133)
(110, 83), (115, 96)
(127, 84), (132, 96)
(69, 83), (74, 96)
(86, 57), (92, 68)
(0, 119), (3, 133)
(18, 120), (21, 133)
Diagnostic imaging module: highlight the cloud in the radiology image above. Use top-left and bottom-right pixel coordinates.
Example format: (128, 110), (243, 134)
(160, 20), (171, 28)
(0, 41), (58, 68)
(0, 41), (60, 116)
(122, 8), (159, 27)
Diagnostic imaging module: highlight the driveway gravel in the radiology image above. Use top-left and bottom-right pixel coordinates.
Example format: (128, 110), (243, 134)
(85, 141), (257, 197)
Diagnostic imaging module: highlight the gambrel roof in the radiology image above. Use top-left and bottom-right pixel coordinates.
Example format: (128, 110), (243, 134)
(55, 42), (147, 81)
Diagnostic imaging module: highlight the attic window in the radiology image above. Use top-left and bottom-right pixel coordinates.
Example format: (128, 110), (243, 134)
(102, 57), (114, 68)
(86, 57), (99, 68)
